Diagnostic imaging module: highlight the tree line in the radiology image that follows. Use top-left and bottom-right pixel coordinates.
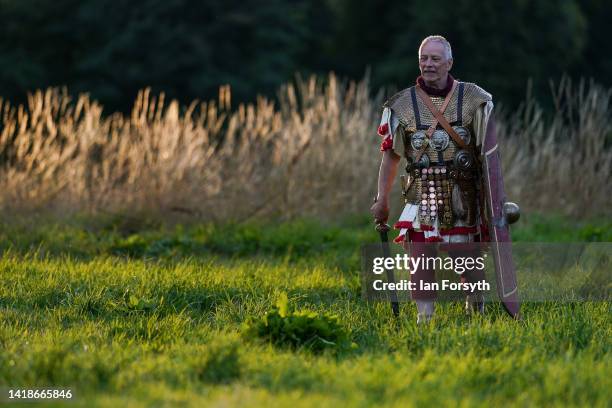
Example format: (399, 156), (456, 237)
(0, 0), (608, 112)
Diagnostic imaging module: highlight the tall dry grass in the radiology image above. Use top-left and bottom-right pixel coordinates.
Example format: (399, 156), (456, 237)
(0, 74), (609, 222)
(499, 77), (612, 216)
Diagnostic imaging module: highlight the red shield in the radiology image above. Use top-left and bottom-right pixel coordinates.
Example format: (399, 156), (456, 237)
(481, 115), (520, 318)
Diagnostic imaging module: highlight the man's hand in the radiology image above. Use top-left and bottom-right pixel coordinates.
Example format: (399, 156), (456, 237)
(370, 198), (389, 224)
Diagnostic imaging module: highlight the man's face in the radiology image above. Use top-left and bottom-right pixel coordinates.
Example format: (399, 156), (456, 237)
(419, 41), (453, 83)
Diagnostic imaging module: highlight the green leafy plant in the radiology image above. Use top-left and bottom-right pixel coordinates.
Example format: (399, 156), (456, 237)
(243, 293), (356, 353)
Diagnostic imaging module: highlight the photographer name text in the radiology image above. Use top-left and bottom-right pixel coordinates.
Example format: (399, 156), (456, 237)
(372, 279), (490, 292)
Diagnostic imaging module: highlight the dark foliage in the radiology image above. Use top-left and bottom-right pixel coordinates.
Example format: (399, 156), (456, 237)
(0, 0), (608, 111)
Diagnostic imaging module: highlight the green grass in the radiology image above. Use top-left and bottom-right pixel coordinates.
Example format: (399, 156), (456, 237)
(0, 214), (610, 407)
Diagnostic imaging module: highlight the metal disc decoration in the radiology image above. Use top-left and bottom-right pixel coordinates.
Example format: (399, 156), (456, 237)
(454, 149), (475, 170)
(417, 153), (430, 168)
(431, 129), (450, 151)
(411, 130), (427, 150)
(452, 125), (471, 145)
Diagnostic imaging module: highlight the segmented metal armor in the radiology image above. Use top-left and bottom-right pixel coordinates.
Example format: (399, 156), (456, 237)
(383, 82), (492, 233)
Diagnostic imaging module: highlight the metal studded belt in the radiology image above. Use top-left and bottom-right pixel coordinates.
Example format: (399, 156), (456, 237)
(415, 166), (453, 225)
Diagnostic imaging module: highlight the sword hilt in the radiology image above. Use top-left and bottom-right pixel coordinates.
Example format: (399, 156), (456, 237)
(375, 222), (390, 234)
(372, 196), (390, 235)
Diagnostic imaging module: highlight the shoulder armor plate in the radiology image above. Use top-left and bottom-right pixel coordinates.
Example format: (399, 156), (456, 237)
(382, 87), (416, 129)
(382, 82), (492, 130)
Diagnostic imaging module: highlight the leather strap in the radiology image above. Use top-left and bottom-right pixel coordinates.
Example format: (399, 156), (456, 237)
(424, 80), (457, 137)
(411, 80), (458, 164)
(403, 80), (460, 194)
(416, 82), (466, 149)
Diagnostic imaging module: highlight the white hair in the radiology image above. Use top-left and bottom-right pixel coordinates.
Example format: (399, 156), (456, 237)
(419, 35), (453, 60)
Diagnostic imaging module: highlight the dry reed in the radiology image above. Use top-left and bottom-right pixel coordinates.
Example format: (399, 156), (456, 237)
(0, 74), (609, 222)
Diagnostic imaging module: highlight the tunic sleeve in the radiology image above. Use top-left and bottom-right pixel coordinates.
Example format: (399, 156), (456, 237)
(472, 100), (494, 156)
(377, 107), (402, 156)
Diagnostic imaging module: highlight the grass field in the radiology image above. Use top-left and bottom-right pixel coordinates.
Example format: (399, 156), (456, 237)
(1, 214), (610, 407)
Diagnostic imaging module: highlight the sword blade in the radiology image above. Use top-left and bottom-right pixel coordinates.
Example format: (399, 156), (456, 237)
(376, 223), (400, 318)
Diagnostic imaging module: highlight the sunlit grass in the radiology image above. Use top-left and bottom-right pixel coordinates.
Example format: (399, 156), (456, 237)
(0, 215), (610, 406)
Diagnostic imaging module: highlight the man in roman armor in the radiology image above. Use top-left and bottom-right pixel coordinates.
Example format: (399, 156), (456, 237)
(371, 35), (495, 323)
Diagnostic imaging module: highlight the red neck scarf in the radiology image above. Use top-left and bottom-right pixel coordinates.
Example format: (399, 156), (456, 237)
(416, 74), (456, 97)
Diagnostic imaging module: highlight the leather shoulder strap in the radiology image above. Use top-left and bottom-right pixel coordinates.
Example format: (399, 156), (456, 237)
(416, 83), (467, 149)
